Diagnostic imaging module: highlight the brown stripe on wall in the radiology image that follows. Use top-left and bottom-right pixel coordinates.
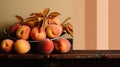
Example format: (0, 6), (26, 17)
(85, 0), (97, 50)
(109, 0), (120, 50)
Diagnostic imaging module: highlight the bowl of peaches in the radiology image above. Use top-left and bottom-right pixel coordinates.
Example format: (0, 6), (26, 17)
(2, 8), (73, 54)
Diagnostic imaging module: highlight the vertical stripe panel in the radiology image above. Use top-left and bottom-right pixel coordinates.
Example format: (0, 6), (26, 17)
(97, 0), (109, 50)
(109, 0), (120, 50)
(85, 0), (97, 50)
(73, 0), (85, 50)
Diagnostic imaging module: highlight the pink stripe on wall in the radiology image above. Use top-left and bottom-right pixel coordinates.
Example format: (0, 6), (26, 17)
(97, 0), (109, 50)
(85, 0), (97, 50)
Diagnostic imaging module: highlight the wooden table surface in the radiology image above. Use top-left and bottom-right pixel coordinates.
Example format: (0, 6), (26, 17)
(1, 50), (120, 59)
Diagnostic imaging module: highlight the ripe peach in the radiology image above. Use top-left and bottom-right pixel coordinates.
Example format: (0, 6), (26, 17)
(49, 17), (61, 25)
(9, 23), (21, 35)
(0, 39), (14, 52)
(25, 20), (38, 29)
(16, 25), (31, 40)
(31, 27), (46, 41)
(14, 39), (31, 54)
(45, 24), (62, 39)
(53, 38), (71, 53)
(37, 38), (54, 54)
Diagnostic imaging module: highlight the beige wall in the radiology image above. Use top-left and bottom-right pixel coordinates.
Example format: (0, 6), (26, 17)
(73, 0), (85, 50)
(0, 0), (73, 37)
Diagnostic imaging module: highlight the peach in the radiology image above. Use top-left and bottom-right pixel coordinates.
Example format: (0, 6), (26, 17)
(16, 25), (31, 40)
(0, 39), (14, 52)
(31, 27), (46, 41)
(45, 24), (62, 39)
(53, 38), (71, 53)
(9, 23), (21, 35)
(25, 20), (38, 29)
(49, 17), (61, 25)
(14, 39), (31, 54)
(37, 38), (54, 54)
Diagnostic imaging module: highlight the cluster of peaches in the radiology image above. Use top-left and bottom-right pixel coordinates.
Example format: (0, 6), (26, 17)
(0, 8), (73, 54)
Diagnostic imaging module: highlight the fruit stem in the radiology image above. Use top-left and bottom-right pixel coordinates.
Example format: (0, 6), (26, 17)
(61, 17), (71, 25)
(15, 15), (24, 25)
(65, 25), (73, 37)
(37, 18), (43, 32)
(41, 17), (46, 31)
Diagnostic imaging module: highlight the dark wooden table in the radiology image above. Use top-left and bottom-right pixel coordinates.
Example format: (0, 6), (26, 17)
(1, 50), (120, 59)
(0, 50), (120, 67)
